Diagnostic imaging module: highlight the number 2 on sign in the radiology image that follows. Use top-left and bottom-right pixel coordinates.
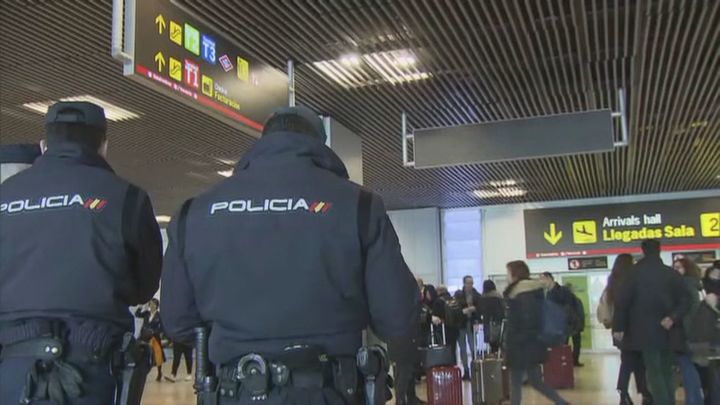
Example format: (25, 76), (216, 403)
(700, 213), (720, 238)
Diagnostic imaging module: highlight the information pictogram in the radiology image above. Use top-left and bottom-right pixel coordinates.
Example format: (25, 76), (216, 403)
(572, 220), (597, 244)
(201, 35), (216, 65)
(169, 57), (182, 82)
(201, 75), (213, 97)
(184, 59), (199, 89)
(237, 57), (249, 82)
(169, 21), (182, 46)
(184, 23), (200, 56)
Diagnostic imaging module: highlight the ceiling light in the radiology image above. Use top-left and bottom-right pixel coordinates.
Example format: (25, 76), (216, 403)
(155, 215), (171, 223)
(472, 187), (527, 199)
(217, 169), (233, 177)
(689, 120), (708, 129)
(473, 190), (501, 199)
(339, 53), (361, 67)
(312, 48), (430, 89)
(22, 95), (140, 122)
(488, 179), (518, 187)
(498, 187), (528, 197)
(362, 49), (429, 84)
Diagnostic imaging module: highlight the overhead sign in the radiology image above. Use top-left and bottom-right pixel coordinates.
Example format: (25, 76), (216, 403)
(120, 0), (288, 132)
(524, 197), (720, 258)
(568, 256), (609, 270)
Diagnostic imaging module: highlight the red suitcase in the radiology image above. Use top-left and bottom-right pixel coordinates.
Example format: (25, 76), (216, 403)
(427, 365), (463, 405)
(543, 345), (574, 389)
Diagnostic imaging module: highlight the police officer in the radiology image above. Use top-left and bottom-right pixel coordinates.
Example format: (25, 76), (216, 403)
(0, 102), (163, 404)
(161, 106), (420, 404)
(0, 143), (41, 183)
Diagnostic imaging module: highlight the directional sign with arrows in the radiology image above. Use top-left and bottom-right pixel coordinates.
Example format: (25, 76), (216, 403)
(543, 223), (563, 245)
(523, 197), (720, 258)
(126, 0), (288, 133)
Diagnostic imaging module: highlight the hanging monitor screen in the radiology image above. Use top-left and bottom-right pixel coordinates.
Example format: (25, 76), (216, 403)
(126, 0), (288, 132)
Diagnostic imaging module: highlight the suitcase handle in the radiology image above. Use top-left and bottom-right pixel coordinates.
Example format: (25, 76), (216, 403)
(429, 322), (447, 347)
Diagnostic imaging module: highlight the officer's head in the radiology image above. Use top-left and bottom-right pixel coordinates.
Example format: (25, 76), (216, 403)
(43, 102), (108, 157)
(0, 143), (41, 183)
(262, 105), (327, 144)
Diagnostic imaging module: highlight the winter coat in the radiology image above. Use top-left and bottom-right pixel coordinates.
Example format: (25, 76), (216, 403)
(681, 276), (703, 338)
(479, 291), (505, 344)
(454, 288), (483, 324)
(612, 256), (691, 352)
(687, 301), (720, 366)
(504, 279), (548, 367)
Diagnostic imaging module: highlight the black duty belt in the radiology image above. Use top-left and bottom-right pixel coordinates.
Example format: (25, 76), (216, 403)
(216, 344), (361, 402)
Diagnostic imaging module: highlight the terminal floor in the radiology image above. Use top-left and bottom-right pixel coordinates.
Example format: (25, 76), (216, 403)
(141, 353), (687, 404)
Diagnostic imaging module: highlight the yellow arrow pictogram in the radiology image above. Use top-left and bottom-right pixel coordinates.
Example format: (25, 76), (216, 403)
(155, 14), (166, 35)
(154, 51), (166, 72)
(544, 223), (563, 245)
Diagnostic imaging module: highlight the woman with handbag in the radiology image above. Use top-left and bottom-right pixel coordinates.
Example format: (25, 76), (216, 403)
(135, 298), (166, 382)
(479, 280), (505, 354)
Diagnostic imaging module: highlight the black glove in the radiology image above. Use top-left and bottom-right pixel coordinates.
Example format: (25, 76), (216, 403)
(21, 359), (83, 405)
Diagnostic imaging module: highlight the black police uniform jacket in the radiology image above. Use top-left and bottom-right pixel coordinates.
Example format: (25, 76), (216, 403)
(161, 132), (420, 365)
(0, 143), (163, 330)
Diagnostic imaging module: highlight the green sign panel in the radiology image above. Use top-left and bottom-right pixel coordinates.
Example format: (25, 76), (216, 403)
(127, 0), (288, 132)
(524, 197), (720, 258)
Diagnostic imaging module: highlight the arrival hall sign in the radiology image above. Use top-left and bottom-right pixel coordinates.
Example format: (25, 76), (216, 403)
(524, 197), (720, 258)
(127, 0), (287, 132)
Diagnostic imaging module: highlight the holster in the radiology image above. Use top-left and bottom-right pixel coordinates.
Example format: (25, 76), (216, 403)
(113, 333), (152, 405)
(357, 346), (391, 405)
(194, 327), (218, 405)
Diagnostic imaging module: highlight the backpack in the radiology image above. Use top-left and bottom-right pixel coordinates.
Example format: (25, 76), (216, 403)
(596, 288), (613, 329)
(444, 298), (464, 328)
(539, 299), (568, 347)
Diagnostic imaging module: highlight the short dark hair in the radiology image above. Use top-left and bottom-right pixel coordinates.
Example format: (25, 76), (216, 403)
(482, 280), (497, 294)
(541, 272), (554, 280)
(463, 275), (473, 283)
(641, 239), (661, 256)
(507, 261), (531, 281)
(46, 123), (106, 150)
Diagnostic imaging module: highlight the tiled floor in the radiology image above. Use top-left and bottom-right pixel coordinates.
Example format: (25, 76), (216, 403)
(142, 353), (684, 404)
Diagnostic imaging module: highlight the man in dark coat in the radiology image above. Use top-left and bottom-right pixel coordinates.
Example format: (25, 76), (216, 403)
(504, 261), (569, 405)
(613, 240), (691, 405)
(454, 275), (482, 379)
(564, 283), (586, 367)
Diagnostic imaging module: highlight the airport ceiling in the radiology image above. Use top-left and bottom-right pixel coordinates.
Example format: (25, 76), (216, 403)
(1, 0), (719, 216)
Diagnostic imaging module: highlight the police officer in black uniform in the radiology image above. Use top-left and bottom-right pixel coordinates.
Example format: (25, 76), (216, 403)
(0, 143), (42, 183)
(0, 102), (163, 404)
(161, 106), (420, 404)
